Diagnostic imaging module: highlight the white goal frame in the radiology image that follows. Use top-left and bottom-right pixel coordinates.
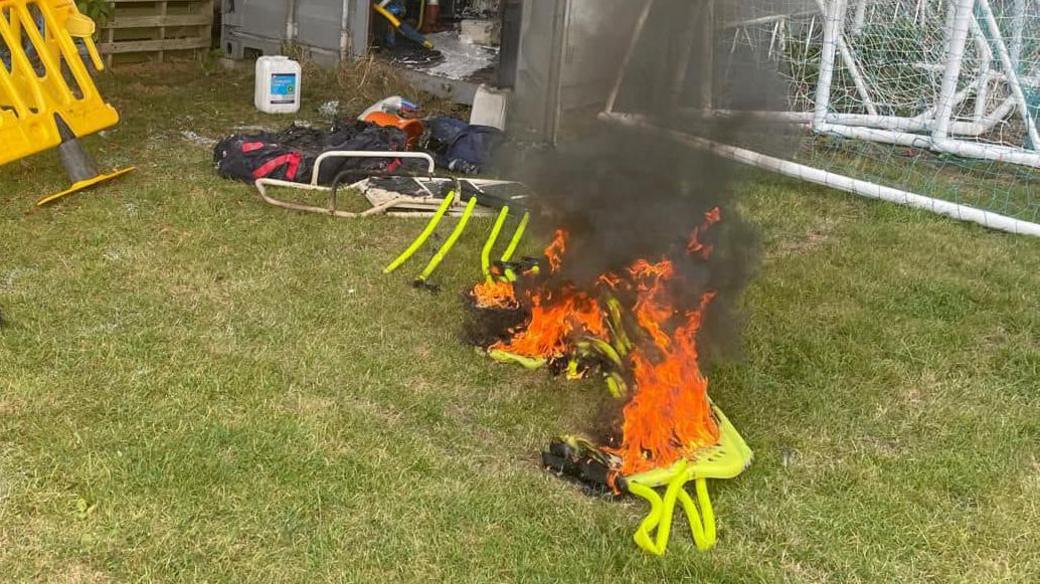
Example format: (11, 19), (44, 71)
(601, 0), (1040, 236)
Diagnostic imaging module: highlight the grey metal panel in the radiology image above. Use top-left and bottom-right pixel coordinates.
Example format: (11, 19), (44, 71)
(509, 0), (567, 141)
(351, 0), (370, 59)
(558, 0), (645, 110)
(227, 0), (289, 40)
(508, 0), (644, 142)
(221, 0), (288, 59)
(222, 0), (369, 63)
(296, 0), (344, 53)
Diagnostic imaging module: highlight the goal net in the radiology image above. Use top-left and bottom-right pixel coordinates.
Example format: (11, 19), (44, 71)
(604, 0), (1040, 234)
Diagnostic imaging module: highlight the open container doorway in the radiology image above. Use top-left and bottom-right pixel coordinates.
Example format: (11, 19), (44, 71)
(220, 0), (642, 142)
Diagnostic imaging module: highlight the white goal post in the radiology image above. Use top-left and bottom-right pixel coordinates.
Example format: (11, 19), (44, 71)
(603, 0), (1040, 236)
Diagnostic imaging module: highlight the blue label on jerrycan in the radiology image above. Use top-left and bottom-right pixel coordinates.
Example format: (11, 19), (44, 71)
(270, 73), (297, 104)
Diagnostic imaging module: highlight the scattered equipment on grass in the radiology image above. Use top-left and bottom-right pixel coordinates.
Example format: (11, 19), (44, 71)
(254, 150), (440, 217)
(491, 300), (753, 556)
(357, 95), (425, 150)
(469, 85), (508, 131)
(215, 121), (416, 185)
(251, 145), (532, 286)
(253, 151), (528, 219)
(413, 192), (478, 287)
(0, 0), (133, 206)
(224, 115), (531, 288)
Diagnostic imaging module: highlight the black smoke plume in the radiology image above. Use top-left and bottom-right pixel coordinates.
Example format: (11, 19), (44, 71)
(496, 0), (787, 365)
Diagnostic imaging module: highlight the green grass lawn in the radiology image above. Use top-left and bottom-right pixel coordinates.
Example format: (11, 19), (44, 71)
(2, 64), (1039, 583)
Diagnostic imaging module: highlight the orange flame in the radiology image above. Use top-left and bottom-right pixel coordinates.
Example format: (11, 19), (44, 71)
(687, 206), (721, 260)
(545, 229), (567, 273)
(629, 259), (676, 350)
(472, 279), (519, 310)
(478, 209), (727, 478)
(491, 286), (606, 359)
(610, 291), (719, 476)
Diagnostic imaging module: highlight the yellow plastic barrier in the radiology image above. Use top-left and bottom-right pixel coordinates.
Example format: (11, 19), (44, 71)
(0, 0), (131, 204)
(0, 0), (112, 162)
(624, 405), (753, 555)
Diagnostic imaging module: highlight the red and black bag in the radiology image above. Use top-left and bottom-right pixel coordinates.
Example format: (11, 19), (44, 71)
(213, 121), (416, 184)
(213, 136), (305, 182)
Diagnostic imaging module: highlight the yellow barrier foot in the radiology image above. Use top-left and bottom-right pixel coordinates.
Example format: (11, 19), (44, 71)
(36, 166), (135, 207)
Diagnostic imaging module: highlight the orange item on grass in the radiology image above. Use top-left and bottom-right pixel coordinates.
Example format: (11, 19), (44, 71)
(364, 112), (424, 149)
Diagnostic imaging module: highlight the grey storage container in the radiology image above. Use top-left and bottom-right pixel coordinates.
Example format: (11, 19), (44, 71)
(221, 0), (370, 66)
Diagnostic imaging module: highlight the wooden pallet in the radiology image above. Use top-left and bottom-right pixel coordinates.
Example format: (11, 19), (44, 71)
(98, 0), (214, 66)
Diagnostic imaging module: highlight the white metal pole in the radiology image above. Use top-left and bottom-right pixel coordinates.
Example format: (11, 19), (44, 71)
(814, 0), (877, 116)
(286, 0), (297, 43)
(817, 120), (1040, 167)
(813, 0), (849, 126)
(970, 17), (993, 123)
(976, 0), (1040, 149)
(681, 98), (1018, 136)
(339, 0), (351, 62)
(549, 0), (573, 144)
(601, 112), (1040, 236)
(836, 28), (878, 116)
(914, 71), (987, 124)
(700, 0), (715, 111)
(932, 0), (974, 142)
(723, 10), (815, 30)
(668, 0), (699, 111)
(310, 151), (436, 185)
(1010, 0), (1025, 71)
(941, 0), (958, 69)
(852, 0), (867, 36)
(605, 0), (655, 115)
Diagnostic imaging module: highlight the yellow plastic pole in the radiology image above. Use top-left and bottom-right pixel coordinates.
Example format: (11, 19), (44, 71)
(605, 374), (625, 398)
(416, 195), (478, 282)
(500, 211), (529, 262)
(481, 206), (510, 279)
(372, 2), (434, 49)
(383, 191), (456, 274)
(488, 349), (546, 369)
(372, 2), (404, 27)
(588, 338), (623, 368)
